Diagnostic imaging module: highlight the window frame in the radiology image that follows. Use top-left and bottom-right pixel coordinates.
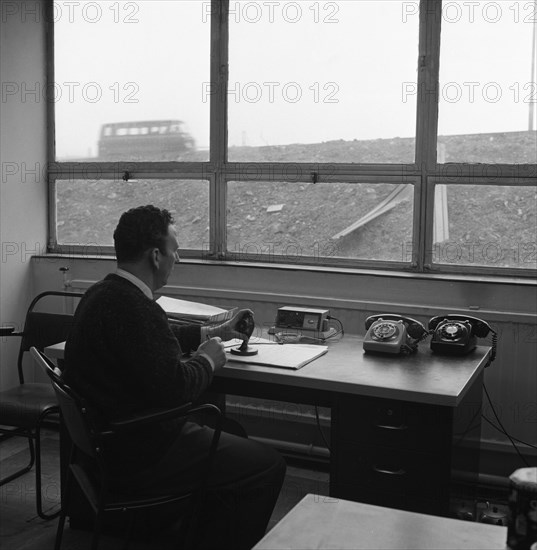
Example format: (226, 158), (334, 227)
(221, 174), (422, 269)
(46, 0), (537, 278)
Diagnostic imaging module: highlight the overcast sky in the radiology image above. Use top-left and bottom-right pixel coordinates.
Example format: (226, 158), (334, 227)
(52, 0), (537, 157)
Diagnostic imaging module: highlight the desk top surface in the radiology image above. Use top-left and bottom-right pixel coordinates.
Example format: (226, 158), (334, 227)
(219, 334), (489, 407)
(253, 494), (507, 550)
(45, 335), (489, 407)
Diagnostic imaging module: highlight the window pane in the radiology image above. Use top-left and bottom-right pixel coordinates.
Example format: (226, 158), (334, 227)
(56, 179), (209, 249)
(228, 1), (418, 162)
(227, 181), (414, 262)
(54, 1), (209, 161)
(432, 185), (536, 269)
(438, 1), (537, 163)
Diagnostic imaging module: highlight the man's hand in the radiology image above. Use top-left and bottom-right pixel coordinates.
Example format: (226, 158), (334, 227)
(194, 337), (227, 371)
(205, 309), (255, 342)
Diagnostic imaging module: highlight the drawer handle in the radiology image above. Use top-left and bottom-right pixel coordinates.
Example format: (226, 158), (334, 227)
(373, 466), (406, 476)
(375, 423), (408, 431)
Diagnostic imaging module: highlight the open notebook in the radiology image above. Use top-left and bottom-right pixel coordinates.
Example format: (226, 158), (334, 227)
(225, 337), (328, 370)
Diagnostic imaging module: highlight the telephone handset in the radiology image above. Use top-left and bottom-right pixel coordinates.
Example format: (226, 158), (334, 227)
(363, 314), (428, 355)
(428, 314), (497, 364)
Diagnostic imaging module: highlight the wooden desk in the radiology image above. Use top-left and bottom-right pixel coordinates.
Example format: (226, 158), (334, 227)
(253, 493), (507, 550)
(45, 336), (489, 516)
(212, 335), (488, 516)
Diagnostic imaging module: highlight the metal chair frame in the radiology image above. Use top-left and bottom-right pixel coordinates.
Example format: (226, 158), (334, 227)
(0, 291), (84, 519)
(31, 347), (223, 550)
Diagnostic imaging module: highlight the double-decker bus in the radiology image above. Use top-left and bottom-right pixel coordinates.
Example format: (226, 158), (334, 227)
(97, 120), (196, 160)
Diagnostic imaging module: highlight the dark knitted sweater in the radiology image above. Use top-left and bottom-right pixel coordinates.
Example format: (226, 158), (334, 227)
(63, 273), (214, 474)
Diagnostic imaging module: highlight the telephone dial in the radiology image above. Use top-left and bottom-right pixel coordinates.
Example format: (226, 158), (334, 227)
(428, 314), (497, 362)
(363, 314), (428, 355)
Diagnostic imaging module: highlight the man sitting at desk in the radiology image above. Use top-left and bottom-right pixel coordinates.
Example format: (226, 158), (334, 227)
(62, 204), (286, 550)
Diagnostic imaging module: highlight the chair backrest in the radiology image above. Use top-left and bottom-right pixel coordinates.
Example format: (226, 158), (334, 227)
(31, 347), (97, 459)
(18, 291), (84, 383)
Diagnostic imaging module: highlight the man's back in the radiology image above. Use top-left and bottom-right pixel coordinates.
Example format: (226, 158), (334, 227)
(63, 273), (213, 474)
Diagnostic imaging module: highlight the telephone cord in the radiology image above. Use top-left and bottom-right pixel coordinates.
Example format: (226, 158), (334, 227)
(326, 315), (345, 338)
(314, 405), (331, 454)
(483, 382), (530, 467)
(484, 330), (497, 368)
(481, 415), (537, 450)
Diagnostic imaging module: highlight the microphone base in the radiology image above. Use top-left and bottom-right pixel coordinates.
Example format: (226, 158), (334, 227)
(230, 346), (259, 356)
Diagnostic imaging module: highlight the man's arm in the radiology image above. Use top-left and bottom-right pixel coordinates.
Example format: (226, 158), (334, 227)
(201, 309), (255, 341)
(114, 303), (214, 409)
(169, 309), (255, 352)
(169, 321), (202, 353)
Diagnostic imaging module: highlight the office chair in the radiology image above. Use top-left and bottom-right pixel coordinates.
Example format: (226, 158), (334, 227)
(0, 290), (84, 519)
(31, 347), (223, 550)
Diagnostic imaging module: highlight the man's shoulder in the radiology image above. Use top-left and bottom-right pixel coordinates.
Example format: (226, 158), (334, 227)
(73, 274), (165, 331)
(80, 274), (151, 309)
(88, 273), (139, 295)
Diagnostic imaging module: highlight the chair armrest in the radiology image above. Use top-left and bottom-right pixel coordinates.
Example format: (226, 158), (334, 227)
(108, 402), (221, 432)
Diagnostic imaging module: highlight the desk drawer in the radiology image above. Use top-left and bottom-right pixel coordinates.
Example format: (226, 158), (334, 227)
(335, 396), (451, 453)
(333, 442), (450, 500)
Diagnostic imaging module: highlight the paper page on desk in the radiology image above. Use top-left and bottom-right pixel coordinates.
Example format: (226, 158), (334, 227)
(225, 338), (328, 370)
(156, 296), (236, 324)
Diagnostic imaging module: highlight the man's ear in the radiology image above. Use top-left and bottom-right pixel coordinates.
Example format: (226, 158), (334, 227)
(148, 247), (160, 269)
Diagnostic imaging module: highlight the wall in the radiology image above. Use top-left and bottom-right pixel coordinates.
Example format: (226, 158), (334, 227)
(31, 256), (537, 477)
(0, 3), (48, 388)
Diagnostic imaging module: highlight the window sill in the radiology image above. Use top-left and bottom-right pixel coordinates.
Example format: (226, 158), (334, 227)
(35, 254), (536, 287)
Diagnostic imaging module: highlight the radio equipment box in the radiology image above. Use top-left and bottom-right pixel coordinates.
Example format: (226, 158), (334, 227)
(269, 306), (336, 341)
(275, 306), (329, 332)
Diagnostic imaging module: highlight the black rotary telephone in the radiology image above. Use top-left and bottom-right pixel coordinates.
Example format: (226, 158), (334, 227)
(363, 314), (428, 355)
(428, 314), (497, 364)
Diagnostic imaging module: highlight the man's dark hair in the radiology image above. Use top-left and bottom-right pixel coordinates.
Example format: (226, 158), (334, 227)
(113, 205), (175, 262)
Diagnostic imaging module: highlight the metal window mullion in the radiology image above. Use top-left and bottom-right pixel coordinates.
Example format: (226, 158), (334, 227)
(415, 0), (441, 170)
(223, 163), (420, 182)
(430, 176), (537, 187)
(210, 0), (229, 259)
(416, 0), (442, 272)
(47, 177), (58, 251)
(212, 167), (227, 259)
(48, 162), (212, 180)
(430, 166), (537, 181)
(46, 0), (57, 251)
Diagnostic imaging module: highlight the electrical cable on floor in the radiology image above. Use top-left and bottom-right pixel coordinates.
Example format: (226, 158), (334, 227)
(481, 414), (537, 451)
(484, 382), (530, 467)
(453, 403), (483, 447)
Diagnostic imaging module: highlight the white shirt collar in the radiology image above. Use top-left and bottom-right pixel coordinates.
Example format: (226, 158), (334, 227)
(115, 268), (153, 300)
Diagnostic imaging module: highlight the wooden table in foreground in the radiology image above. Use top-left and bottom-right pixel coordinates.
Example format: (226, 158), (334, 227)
(254, 493), (507, 550)
(45, 335), (490, 517)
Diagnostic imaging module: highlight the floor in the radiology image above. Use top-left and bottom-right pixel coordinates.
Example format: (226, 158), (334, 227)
(0, 429), (330, 549)
(0, 429), (511, 549)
